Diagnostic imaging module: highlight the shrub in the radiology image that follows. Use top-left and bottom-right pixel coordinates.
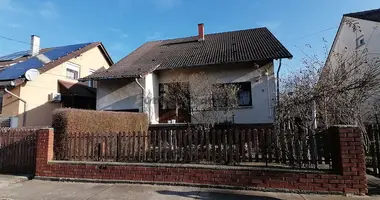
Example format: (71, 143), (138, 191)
(52, 108), (148, 135)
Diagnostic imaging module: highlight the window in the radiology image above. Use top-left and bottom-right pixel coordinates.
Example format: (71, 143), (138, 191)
(158, 82), (191, 123)
(356, 35), (365, 48)
(159, 82), (190, 110)
(88, 69), (96, 87)
(65, 62), (80, 80)
(213, 82), (252, 107)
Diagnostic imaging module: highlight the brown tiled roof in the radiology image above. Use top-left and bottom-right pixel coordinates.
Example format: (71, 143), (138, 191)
(85, 27), (292, 80)
(344, 8), (380, 23)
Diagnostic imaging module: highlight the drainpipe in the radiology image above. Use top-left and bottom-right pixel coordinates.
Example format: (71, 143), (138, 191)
(276, 59), (282, 123)
(135, 76), (144, 113)
(4, 87), (27, 127)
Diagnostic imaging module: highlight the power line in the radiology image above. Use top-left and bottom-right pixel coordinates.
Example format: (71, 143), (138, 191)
(294, 26), (339, 40)
(0, 35), (31, 46)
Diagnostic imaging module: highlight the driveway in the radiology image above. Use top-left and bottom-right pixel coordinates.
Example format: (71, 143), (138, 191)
(0, 179), (378, 200)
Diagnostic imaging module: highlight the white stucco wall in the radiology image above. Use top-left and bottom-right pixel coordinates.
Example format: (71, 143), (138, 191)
(326, 17), (380, 120)
(144, 73), (159, 124)
(97, 78), (143, 111)
(96, 62), (276, 124)
(328, 17), (380, 65)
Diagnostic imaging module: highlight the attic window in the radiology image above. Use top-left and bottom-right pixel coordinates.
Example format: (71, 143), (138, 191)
(356, 35), (365, 48)
(66, 62), (80, 80)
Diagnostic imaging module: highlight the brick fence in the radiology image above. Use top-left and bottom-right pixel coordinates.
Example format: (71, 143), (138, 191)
(35, 126), (368, 195)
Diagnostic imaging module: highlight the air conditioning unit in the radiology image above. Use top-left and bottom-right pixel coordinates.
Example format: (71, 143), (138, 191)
(49, 93), (61, 102)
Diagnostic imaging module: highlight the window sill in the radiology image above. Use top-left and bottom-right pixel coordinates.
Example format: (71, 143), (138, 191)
(234, 106), (253, 109)
(356, 44), (365, 49)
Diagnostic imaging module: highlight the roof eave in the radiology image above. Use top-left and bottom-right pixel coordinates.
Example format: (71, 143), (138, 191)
(79, 75), (140, 81)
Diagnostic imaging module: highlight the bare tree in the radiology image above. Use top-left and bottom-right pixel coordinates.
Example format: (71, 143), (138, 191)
(161, 72), (240, 129)
(277, 20), (380, 148)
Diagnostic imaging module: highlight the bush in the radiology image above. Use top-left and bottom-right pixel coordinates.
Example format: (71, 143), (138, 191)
(52, 108), (148, 135)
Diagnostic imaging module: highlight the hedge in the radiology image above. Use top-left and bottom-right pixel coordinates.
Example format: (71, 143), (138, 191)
(52, 108), (148, 134)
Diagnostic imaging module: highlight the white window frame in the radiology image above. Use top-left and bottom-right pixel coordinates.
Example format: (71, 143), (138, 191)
(356, 35), (365, 49)
(88, 69), (96, 87)
(66, 62), (80, 80)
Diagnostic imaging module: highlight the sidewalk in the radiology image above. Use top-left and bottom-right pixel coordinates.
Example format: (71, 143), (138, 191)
(0, 174), (31, 189)
(0, 179), (378, 200)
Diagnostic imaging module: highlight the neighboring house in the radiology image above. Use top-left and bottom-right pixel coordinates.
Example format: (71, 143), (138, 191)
(325, 8), (380, 121)
(83, 24), (292, 125)
(0, 35), (113, 127)
(327, 8), (380, 64)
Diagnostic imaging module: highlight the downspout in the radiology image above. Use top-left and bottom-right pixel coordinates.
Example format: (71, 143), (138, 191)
(276, 59), (282, 123)
(135, 76), (144, 113)
(4, 87), (27, 127)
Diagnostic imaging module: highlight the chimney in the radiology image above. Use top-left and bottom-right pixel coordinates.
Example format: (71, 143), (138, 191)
(198, 23), (205, 41)
(30, 35), (40, 56)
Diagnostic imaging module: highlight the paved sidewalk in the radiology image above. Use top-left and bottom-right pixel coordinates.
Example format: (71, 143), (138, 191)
(0, 174), (31, 189)
(0, 179), (378, 200)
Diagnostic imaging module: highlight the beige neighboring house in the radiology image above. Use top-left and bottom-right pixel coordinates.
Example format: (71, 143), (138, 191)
(0, 35), (113, 127)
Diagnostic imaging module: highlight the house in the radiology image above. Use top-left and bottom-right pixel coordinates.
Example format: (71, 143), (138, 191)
(0, 35), (113, 127)
(324, 8), (380, 122)
(327, 8), (380, 65)
(83, 24), (292, 125)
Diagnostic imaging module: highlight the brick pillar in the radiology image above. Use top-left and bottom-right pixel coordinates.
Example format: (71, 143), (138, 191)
(330, 126), (368, 195)
(35, 128), (54, 176)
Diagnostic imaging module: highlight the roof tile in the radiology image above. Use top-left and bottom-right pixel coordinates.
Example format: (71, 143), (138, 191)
(86, 27), (292, 80)
(344, 8), (380, 23)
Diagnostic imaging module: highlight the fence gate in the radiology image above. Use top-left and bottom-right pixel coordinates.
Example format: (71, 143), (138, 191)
(0, 129), (37, 174)
(367, 125), (380, 177)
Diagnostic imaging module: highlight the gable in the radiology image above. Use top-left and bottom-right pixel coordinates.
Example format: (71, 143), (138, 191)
(0, 42), (113, 82)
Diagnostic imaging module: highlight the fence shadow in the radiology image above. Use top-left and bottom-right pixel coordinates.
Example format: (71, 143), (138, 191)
(368, 183), (380, 196)
(156, 190), (282, 200)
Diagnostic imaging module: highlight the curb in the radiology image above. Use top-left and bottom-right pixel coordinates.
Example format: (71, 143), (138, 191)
(34, 176), (343, 196)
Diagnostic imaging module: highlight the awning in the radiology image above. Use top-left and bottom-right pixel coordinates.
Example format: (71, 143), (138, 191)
(58, 80), (96, 98)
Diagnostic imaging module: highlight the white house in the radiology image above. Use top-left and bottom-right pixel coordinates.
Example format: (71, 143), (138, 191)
(82, 24), (292, 125)
(327, 8), (380, 68)
(325, 8), (380, 121)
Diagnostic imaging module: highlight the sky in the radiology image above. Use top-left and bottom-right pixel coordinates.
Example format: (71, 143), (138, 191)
(0, 0), (379, 74)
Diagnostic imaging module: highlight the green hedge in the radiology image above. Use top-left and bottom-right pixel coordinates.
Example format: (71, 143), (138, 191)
(52, 108), (148, 134)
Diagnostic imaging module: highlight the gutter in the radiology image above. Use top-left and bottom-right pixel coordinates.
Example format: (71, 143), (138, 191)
(135, 75), (144, 113)
(276, 59), (282, 109)
(4, 87), (27, 126)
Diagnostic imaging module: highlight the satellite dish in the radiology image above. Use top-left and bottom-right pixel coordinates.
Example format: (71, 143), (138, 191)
(25, 69), (40, 81)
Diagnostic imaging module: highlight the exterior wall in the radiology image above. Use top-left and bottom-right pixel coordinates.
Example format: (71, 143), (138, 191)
(9, 46), (111, 127)
(158, 63), (275, 124)
(96, 62), (275, 124)
(97, 78), (143, 112)
(326, 17), (380, 120)
(328, 17), (380, 63)
(35, 126), (367, 195)
(144, 73), (159, 124)
(1, 87), (20, 117)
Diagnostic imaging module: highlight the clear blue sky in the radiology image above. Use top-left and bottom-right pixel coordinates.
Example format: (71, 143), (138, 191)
(0, 0), (379, 73)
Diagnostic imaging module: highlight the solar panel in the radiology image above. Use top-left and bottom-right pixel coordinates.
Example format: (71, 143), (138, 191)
(44, 43), (91, 61)
(0, 50), (30, 61)
(0, 57), (43, 80)
(0, 43), (91, 81)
